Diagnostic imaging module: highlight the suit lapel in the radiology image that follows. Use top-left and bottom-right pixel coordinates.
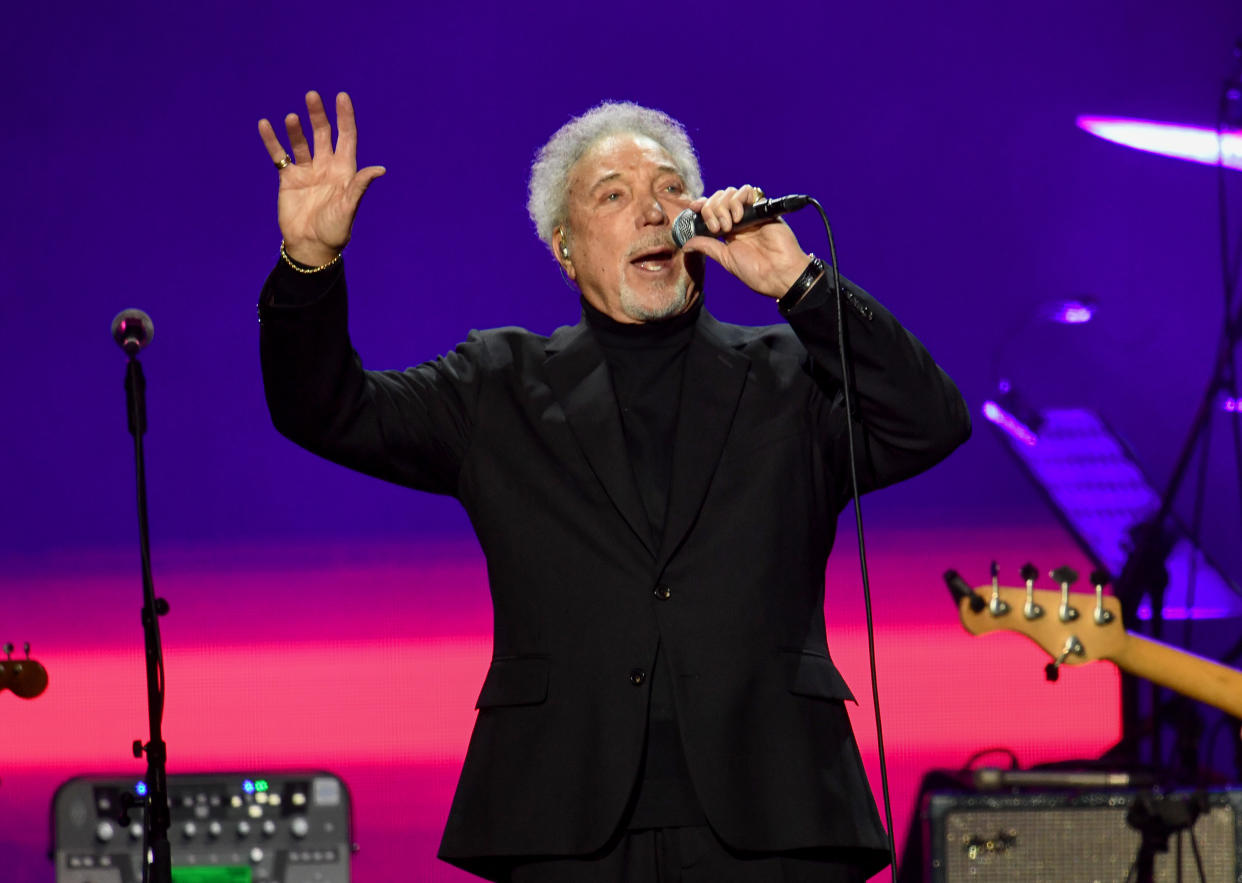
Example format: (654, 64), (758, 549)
(656, 312), (750, 571)
(545, 320), (657, 558)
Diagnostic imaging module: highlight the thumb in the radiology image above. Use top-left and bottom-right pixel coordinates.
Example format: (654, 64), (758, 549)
(348, 165), (387, 204)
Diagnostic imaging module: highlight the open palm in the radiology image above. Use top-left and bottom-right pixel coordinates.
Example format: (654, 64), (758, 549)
(258, 91), (386, 266)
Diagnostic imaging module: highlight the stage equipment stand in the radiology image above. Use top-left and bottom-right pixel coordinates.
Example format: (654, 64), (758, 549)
(111, 309), (173, 883)
(1113, 40), (1242, 774)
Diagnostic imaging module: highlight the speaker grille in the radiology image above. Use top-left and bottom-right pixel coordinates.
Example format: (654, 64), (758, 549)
(928, 790), (1242, 882)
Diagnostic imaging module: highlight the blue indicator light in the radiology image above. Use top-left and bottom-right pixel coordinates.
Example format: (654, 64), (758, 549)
(242, 780), (255, 794)
(136, 781), (148, 797)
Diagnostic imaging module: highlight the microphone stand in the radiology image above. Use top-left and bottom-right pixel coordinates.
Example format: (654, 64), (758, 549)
(122, 352), (173, 883)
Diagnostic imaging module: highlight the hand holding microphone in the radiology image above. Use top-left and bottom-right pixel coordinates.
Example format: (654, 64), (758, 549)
(672, 191), (812, 247)
(675, 185), (815, 299)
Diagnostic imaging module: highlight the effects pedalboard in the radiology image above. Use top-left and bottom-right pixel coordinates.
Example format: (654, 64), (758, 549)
(51, 771), (354, 883)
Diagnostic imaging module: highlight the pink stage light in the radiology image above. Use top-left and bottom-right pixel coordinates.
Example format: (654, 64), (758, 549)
(1050, 300), (1095, 324)
(1077, 116), (1242, 170)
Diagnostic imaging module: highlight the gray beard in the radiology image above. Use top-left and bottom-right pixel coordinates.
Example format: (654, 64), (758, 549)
(618, 273), (692, 322)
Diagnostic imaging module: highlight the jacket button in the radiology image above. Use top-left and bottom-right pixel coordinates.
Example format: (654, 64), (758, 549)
(628, 668), (647, 686)
(653, 584), (671, 600)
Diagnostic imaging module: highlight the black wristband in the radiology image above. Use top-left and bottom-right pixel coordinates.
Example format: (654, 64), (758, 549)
(778, 255), (826, 312)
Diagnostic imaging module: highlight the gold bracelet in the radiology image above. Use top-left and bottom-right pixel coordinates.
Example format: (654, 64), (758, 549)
(280, 240), (341, 274)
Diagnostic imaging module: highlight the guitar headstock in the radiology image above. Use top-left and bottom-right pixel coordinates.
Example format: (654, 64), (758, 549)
(944, 564), (1127, 674)
(0, 642), (48, 699)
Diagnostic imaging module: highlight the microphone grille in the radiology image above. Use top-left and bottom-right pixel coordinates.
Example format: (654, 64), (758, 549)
(111, 308), (154, 355)
(672, 209), (698, 250)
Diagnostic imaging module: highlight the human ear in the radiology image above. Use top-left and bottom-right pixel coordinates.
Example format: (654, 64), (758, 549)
(554, 226), (576, 280)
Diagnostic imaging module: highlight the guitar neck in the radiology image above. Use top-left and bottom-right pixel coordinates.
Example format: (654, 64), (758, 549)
(1112, 633), (1242, 719)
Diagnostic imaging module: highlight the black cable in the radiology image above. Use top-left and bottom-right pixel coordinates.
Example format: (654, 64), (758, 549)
(1180, 394), (1212, 651)
(808, 197), (899, 881)
(958, 746), (1021, 771)
(1189, 826), (1207, 883)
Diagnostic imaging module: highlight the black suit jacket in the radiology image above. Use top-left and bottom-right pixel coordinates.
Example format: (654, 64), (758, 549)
(259, 262), (970, 880)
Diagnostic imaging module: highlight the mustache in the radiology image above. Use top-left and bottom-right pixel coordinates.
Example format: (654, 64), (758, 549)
(625, 235), (678, 260)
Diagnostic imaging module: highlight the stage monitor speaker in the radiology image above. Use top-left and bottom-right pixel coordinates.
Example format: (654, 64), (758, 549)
(923, 788), (1242, 882)
(51, 770), (353, 883)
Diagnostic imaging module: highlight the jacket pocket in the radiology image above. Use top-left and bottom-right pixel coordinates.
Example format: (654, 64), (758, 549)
(781, 650), (856, 703)
(474, 656), (550, 709)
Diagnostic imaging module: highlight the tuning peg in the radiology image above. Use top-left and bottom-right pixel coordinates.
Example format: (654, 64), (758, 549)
(944, 570), (986, 613)
(1049, 566), (1078, 586)
(1044, 636), (1085, 683)
(988, 561), (1010, 617)
(1050, 566), (1080, 622)
(1090, 570), (1115, 626)
(1020, 563), (1044, 620)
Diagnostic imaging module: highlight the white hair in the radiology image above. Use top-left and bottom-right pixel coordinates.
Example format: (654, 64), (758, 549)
(527, 101), (704, 249)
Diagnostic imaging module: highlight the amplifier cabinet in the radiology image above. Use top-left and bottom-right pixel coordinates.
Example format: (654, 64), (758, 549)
(925, 788), (1242, 883)
(52, 771), (353, 883)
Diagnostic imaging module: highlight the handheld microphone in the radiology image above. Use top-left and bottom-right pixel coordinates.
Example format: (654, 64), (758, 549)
(111, 309), (154, 356)
(672, 194), (812, 249)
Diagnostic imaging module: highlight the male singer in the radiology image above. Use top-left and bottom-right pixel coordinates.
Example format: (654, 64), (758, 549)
(257, 91), (970, 882)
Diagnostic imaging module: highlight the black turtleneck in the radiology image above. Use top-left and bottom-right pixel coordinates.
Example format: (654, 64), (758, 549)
(581, 295), (707, 830)
(580, 296), (700, 545)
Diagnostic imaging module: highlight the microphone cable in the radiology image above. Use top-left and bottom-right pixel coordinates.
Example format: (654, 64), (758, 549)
(808, 196), (900, 882)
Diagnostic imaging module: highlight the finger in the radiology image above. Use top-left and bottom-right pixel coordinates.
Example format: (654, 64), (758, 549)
(336, 92), (357, 161)
(699, 197), (720, 233)
(305, 90), (333, 160)
(729, 186), (754, 224)
(257, 118), (288, 164)
(285, 112), (312, 164)
(715, 187), (740, 233)
(701, 189), (731, 233)
(679, 235), (728, 267)
(347, 165), (387, 205)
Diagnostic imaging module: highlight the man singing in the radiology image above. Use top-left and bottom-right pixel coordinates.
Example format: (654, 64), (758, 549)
(257, 91), (970, 882)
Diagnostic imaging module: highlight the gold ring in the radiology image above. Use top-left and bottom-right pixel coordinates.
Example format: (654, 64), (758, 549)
(752, 186), (765, 201)
(275, 154), (292, 170)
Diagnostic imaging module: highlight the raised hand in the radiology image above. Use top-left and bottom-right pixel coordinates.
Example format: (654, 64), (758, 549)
(679, 185), (812, 299)
(258, 91), (386, 266)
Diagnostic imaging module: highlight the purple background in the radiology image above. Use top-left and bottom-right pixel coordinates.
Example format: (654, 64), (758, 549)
(5, 1), (1242, 880)
(5, 0), (1241, 554)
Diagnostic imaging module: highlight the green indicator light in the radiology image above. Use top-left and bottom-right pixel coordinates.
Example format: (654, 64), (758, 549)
(255, 780), (268, 792)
